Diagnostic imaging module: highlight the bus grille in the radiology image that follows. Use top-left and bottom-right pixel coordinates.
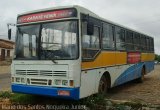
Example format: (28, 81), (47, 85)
(16, 70), (67, 77)
(30, 78), (48, 85)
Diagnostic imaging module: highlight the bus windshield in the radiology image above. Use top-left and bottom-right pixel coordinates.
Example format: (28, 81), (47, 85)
(15, 20), (78, 60)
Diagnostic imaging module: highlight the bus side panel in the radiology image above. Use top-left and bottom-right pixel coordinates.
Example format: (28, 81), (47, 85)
(80, 67), (116, 99)
(141, 53), (155, 73)
(80, 69), (99, 98)
(80, 61), (154, 98)
(141, 53), (155, 62)
(80, 64), (140, 98)
(113, 63), (144, 87)
(145, 61), (155, 74)
(81, 51), (116, 69)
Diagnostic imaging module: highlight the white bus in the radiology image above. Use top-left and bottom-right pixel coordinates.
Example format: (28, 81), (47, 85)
(10, 5), (155, 100)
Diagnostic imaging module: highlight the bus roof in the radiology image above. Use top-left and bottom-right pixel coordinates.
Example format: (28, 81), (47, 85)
(18, 5), (153, 38)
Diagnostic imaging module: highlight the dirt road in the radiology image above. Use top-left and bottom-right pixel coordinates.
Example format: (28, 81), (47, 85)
(0, 66), (10, 74)
(0, 66), (11, 91)
(107, 65), (160, 105)
(0, 73), (10, 91)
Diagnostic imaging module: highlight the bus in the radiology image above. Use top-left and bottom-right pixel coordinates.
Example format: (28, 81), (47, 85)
(10, 5), (155, 100)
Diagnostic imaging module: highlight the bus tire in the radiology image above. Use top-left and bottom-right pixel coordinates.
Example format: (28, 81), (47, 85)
(137, 67), (145, 83)
(98, 75), (108, 95)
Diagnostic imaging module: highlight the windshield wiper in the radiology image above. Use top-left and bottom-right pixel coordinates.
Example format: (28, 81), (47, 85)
(51, 59), (58, 64)
(40, 45), (58, 64)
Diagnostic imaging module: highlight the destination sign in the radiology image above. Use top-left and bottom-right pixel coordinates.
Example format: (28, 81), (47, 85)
(17, 8), (77, 24)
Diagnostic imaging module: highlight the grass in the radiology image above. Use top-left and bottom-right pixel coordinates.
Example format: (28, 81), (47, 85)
(0, 91), (13, 98)
(0, 92), (107, 109)
(0, 91), (159, 110)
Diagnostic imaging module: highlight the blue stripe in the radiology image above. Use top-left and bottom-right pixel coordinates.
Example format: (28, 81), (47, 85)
(11, 84), (80, 100)
(113, 61), (154, 86)
(145, 61), (155, 73)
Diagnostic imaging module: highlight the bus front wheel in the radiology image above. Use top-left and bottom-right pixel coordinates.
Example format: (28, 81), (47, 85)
(98, 75), (108, 95)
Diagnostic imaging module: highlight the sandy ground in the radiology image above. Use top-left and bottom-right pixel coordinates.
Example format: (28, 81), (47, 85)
(0, 65), (11, 91)
(0, 66), (10, 74)
(107, 65), (160, 105)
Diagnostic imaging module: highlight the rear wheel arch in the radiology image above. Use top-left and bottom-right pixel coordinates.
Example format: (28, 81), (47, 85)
(102, 71), (111, 88)
(142, 65), (146, 75)
(98, 71), (111, 94)
(137, 65), (146, 83)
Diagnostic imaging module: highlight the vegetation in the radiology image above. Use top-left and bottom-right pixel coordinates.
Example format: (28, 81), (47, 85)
(155, 54), (160, 62)
(0, 91), (159, 110)
(0, 91), (12, 98)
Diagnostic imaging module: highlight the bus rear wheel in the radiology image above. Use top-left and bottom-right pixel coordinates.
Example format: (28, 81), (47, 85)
(98, 75), (108, 95)
(137, 68), (145, 83)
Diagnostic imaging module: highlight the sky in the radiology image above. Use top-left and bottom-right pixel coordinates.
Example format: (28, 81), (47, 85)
(0, 0), (160, 54)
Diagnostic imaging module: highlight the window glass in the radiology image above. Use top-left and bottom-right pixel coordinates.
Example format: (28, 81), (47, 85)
(102, 23), (114, 49)
(82, 22), (100, 59)
(16, 25), (40, 59)
(140, 35), (147, 51)
(133, 33), (140, 51)
(41, 21), (78, 59)
(151, 38), (154, 52)
(126, 31), (134, 50)
(115, 27), (125, 50)
(146, 37), (150, 51)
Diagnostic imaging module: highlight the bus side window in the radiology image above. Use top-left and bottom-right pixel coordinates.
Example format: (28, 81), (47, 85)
(146, 37), (150, 52)
(115, 26), (126, 50)
(82, 21), (100, 59)
(126, 31), (134, 51)
(102, 23), (115, 50)
(133, 33), (141, 51)
(140, 35), (146, 52)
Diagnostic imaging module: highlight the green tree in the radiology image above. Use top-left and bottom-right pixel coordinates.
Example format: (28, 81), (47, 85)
(155, 54), (160, 62)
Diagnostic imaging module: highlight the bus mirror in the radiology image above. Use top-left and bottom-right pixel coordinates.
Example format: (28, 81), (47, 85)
(8, 29), (11, 40)
(87, 22), (94, 35)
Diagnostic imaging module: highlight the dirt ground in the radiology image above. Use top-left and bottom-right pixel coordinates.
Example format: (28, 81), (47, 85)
(0, 66), (10, 74)
(107, 65), (160, 105)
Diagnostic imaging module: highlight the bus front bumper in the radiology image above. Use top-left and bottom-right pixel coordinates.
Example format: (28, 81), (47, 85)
(11, 84), (79, 100)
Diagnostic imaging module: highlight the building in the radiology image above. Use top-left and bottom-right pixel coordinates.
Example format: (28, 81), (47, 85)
(0, 39), (15, 61)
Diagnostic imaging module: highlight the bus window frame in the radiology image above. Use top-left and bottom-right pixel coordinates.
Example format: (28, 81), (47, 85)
(81, 14), (102, 61)
(101, 22), (116, 51)
(14, 19), (80, 61)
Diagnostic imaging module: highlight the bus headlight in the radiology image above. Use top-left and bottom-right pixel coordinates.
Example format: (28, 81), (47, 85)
(27, 78), (30, 84)
(48, 80), (52, 85)
(21, 78), (25, 83)
(69, 80), (74, 87)
(62, 80), (68, 86)
(11, 77), (14, 82)
(16, 77), (20, 83)
(55, 79), (61, 85)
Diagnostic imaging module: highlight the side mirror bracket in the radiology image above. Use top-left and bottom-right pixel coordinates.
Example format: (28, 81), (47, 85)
(8, 29), (11, 40)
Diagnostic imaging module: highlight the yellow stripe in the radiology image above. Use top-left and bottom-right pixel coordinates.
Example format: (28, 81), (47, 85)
(82, 51), (127, 70)
(141, 53), (155, 62)
(82, 52), (155, 70)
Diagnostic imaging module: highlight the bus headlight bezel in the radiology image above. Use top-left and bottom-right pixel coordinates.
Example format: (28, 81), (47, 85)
(62, 80), (68, 86)
(55, 79), (61, 85)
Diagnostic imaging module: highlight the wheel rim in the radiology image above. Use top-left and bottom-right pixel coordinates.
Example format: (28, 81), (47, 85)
(141, 69), (145, 81)
(99, 81), (105, 93)
(99, 77), (107, 94)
